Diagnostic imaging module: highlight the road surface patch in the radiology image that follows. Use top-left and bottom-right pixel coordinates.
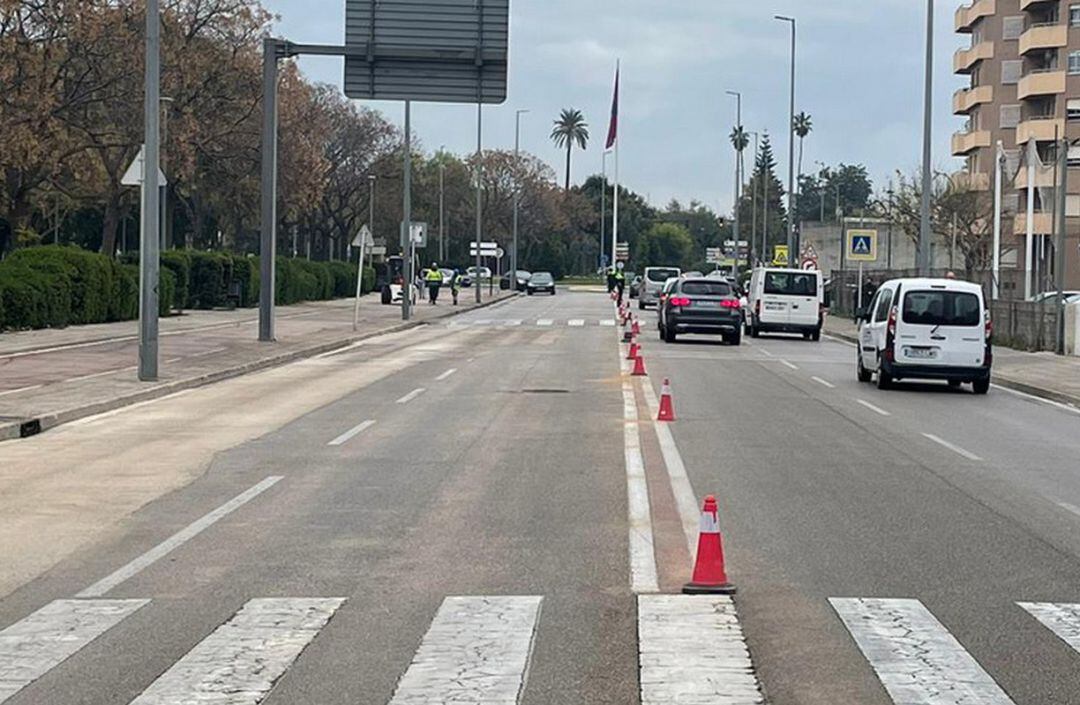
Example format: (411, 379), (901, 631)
(76, 477), (283, 598)
(0, 598), (149, 703)
(387, 596), (542, 704)
(128, 597), (344, 705)
(637, 595), (764, 704)
(327, 420), (376, 447)
(830, 597), (1014, 705)
(1018, 602), (1080, 655)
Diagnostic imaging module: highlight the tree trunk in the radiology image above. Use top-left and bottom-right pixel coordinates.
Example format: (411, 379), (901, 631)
(565, 143), (572, 190)
(100, 188), (122, 257)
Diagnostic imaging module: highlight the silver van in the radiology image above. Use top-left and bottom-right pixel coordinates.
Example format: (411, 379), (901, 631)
(639, 267), (681, 309)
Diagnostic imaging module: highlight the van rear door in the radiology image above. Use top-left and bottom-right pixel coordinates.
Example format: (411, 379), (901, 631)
(760, 270), (819, 326)
(896, 287), (985, 368)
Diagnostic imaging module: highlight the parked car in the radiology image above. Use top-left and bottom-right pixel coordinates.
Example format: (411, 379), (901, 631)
(856, 277), (991, 394)
(466, 266), (493, 281)
(1030, 291), (1080, 304)
(745, 267), (823, 340)
(526, 272), (556, 295)
(639, 267), (682, 309)
(658, 277), (742, 345)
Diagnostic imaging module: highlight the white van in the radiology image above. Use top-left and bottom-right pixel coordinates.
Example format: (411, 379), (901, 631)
(639, 267), (682, 309)
(856, 277), (991, 394)
(746, 268), (823, 340)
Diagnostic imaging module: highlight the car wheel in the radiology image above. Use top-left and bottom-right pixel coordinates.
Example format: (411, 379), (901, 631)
(811, 329), (821, 342)
(876, 369), (893, 390)
(750, 320), (760, 338)
(947, 379), (962, 389)
(729, 331), (742, 346)
(380, 286), (392, 305)
(638, 300), (646, 310)
(663, 325), (677, 343)
(802, 332), (812, 340)
(973, 379), (990, 395)
(857, 352), (873, 383)
(527, 290), (533, 296)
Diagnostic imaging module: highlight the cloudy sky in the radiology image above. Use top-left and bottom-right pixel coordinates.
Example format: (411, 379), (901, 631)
(265, 0), (967, 212)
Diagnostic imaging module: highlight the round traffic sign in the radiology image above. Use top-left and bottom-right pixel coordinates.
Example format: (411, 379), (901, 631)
(801, 259), (818, 271)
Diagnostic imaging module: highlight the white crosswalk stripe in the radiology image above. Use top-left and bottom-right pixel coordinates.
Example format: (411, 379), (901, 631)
(129, 598), (344, 705)
(830, 597), (1015, 705)
(599, 319), (616, 326)
(1018, 602), (1080, 655)
(387, 596), (542, 704)
(0, 599), (149, 703)
(638, 595), (764, 705)
(536, 319), (554, 326)
(568, 319), (585, 327)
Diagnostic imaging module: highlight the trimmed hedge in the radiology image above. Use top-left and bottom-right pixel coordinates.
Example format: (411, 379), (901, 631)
(161, 251), (190, 312)
(230, 254), (259, 308)
(188, 251), (232, 309)
(5, 245), (115, 324)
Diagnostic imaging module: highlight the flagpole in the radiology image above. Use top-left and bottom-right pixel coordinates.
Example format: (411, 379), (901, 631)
(611, 59), (620, 268)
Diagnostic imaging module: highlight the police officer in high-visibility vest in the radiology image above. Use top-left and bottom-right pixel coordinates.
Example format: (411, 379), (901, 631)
(425, 263), (443, 304)
(613, 267), (626, 305)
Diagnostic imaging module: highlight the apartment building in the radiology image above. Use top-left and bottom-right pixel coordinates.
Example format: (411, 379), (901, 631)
(954, 0), (1080, 295)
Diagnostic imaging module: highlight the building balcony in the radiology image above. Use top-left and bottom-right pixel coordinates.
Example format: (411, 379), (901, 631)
(1013, 212), (1055, 236)
(953, 41), (994, 74)
(952, 130), (992, 156)
(1017, 69), (1066, 99)
(953, 85), (994, 115)
(1020, 0), (1056, 9)
(1013, 164), (1058, 189)
(952, 171), (991, 191)
(1016, 117), (1065, 143)
(1019, 23), (1068, 55)
(955, 0), (996, 33)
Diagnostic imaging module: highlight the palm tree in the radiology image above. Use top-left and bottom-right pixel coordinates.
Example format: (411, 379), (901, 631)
(550, 108), (589, 190)
(793, 112), (813, 189)
(730, 126), (750, 191)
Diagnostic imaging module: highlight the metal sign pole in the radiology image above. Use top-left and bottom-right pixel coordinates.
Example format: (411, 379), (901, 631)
(139, 0), (161, 381)
(475, 102), (483, 304)
(259, 38), (279, 342)
(353, 236), (366, 331)
(402, 100), (413, 321)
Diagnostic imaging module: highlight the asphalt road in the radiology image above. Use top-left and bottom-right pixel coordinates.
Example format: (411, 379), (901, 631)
(3, 289), (1080, 704)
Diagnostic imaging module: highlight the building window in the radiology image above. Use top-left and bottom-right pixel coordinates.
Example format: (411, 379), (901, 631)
(1070, 51), (1080, 75)
(1069, 99), (1080, 121)
(1071, 5), (1080, 27)
(1003, 16), (1024, 40)
(1069, 145), (1080, 168)
(1001, 60), (1023, 84)
(1000, 105), (1022, 129)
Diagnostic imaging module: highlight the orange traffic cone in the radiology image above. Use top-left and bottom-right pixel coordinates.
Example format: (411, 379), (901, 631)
(657, 378), (675, 421)
(631, 353), (647, 376)
(627, 341), (640, 360)
(683, 495), (736, 594)
(622, 319), (634, 342)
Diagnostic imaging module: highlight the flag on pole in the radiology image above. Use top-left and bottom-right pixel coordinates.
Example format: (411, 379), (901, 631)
(605, 67), (619, 150)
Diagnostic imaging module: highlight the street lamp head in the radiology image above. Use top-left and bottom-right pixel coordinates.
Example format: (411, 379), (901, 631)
(774, 14), (795, 23)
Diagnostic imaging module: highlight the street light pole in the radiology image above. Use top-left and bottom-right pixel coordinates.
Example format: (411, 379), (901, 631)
(438, 162), (445, 262)
(368, 174), (376, 271)
(475, 102), (483, 304)
(750, 131), (759, 265)
(775, 15), (797, 263)
(918, 0), (934, 276)
(139, 0), (161, 381)
(726, 90), (742, 268)
(513, 109), (528, 286)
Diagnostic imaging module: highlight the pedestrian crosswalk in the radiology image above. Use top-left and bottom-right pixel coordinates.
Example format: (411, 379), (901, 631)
(448, 318), (619, 328)
(4, 593), (1080, 704)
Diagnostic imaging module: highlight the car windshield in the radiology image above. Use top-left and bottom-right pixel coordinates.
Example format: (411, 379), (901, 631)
(647, 268), (680, 283)
(902, 290), (981, 327)
(531, 273), (553, 284)
(681, 281), (731, 296)
(764, 271), (817, 296)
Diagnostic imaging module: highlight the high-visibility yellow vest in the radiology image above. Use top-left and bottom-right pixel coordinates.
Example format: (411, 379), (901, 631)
(425, 269), (443, 282)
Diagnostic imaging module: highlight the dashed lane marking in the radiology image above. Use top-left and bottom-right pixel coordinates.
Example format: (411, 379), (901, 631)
(779, 359), (799, 370)
(387, 596), (542, 705)
(436, 368), (457, 381)
(129, 598), (345, 705)
(76, 477), (283, 598)
(812, 376), (836, 389)
(921, 433), (982, 462)
(830, 597), (1015, 705)
(856, 399), (892, 417)
(0, 599), (150, 703)
(395, 388), (427, 404)
(327, 420), (376, 447)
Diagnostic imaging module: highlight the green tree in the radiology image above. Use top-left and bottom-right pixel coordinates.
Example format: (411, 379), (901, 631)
(550, 108), (589, 191)
(793, 112), (812, 225)
(736, 133), (786, 259)
(635, 222), (694, 270)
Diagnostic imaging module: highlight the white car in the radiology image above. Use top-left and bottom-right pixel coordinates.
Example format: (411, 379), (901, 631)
(856, 277), (991, 394)
(466, 266), (492, 281)
(746, 267), (823, 340)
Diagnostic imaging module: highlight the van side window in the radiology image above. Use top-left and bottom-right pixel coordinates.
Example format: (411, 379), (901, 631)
(873, 289), (893, 323)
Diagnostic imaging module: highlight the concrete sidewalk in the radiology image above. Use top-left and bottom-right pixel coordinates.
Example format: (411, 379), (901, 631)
(823, 315), (1080, 407)
(0, 291), (514, 441)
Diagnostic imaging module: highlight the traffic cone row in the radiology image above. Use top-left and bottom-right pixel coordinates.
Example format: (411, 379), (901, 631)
(683, 495), (736, 595)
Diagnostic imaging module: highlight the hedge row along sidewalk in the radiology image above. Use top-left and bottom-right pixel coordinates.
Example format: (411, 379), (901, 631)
(0, 291), (516, 442)
(0, 245), (376, 331)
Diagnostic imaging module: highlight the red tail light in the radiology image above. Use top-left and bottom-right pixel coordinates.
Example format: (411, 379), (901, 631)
(720, 299), (741, 309)
(984, 310), (993, 340)
(887, 306), (897, 337)
(884, 306), (897, 362)
(669, 296), (691, 307)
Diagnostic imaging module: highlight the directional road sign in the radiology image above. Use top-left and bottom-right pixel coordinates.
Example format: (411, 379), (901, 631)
(470, 240), (499, 257)
(847, 229), (878, 262)
(706, 247), (722, 264)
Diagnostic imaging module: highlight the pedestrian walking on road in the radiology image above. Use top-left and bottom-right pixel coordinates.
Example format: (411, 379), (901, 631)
(606, 267), (617, 293)
(451, 270), (461, 305)
(426, 263), (443, 305)
(614, 268), (626, 305)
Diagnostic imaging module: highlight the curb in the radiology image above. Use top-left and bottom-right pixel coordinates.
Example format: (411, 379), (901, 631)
(823, 324), (1080, 409)
(0, 294), (516, 443)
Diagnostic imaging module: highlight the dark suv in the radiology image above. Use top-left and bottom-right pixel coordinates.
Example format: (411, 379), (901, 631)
(658, 278), (743, 345)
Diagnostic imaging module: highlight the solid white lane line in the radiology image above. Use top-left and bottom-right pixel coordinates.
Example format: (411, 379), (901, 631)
(129, 598), (344, 705)
(1018, 602), (1080, 655)
(76, 477), (283, 598)
(1056, 501), (1080, 517)
(0, 384), (44, 398)
(811, 376), (836, 389)
(327, 420), (376, 447)
(921, 433), (982, 462)
(0, 599), (149, 703)
(830, 598), (1015, 705)
(856, 399), (892, 417)
(991, 383), (1080, 416)
(436, 368), (457, 381)
(536, 319), (554, 327)
(779, 359), (799, 370)
(395, 387), (426, 404)
(568, 319), (585, 327)
(388, 596), (542, 705)
(639, 380), (701, 560)
(638, 595), (764, 705)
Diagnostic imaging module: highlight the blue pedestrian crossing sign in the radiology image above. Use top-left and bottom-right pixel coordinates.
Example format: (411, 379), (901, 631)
(847, 229), (878, 262)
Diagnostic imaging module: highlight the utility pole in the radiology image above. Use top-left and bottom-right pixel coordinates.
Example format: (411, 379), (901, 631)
(139, 0), (161, 380)
(475, 103), (483, 304)
(402, 101), (413, 321)
(775, 15), (797, 262)
(368, 174), (376, 271)
(726, 90), (742, 267)
(259, 38), (280, 343)
(750, 131), (759, 265)
(438, 162), (445, 262)
(512, 109), (528, 284)
(992, 141), (1003, 299)
(1055, 137), (1071, 354)
(918, 0), (934, 275)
